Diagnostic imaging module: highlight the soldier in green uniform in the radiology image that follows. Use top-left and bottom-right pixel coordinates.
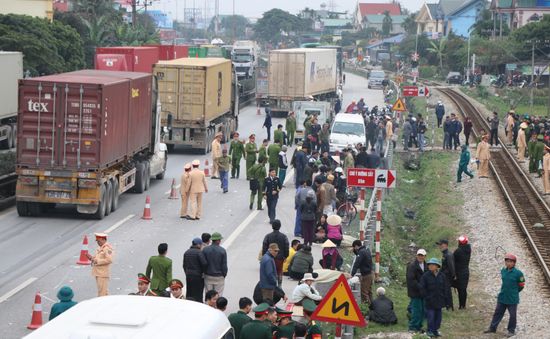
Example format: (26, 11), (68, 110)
(303, 299), (322, 339)
(169, 279), (185, 299)
(274, 124), (285, 146)
(268, 141), (282, 174)
(248, 156), (267, 210)
(145, 243), (172, 296)
(275, 308), (295, 339)
(304, 115), (313, 140)
(245, 134), (258, 180)
(228, 297), (252, 339)
(259, 139), (269, 162)
(229, 132), (246, 179)
(534, 134), (545, 176)
(286, 112), (297, 146)
(130, 273), (158, 296)
(240, 303), (272, 339)
(528, 134), (538, 173)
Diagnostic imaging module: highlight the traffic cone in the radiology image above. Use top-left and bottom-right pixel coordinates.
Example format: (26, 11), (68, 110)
(76, 235), (92, 265)
(27, 292), (43, 330)
(168, 178), (178, 200)
(204, 159), (210, 177)
(142, 195), (152, 220)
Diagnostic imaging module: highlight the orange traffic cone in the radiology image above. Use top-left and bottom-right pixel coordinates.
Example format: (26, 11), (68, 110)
(27, 292), (43, 330)
(76, 235), (92, 265)
(142, 195), (152, 220)
(168, 178), (178, 200)
(204, 159), (210, 177)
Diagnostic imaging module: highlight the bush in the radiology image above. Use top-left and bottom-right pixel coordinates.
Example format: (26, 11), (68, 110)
(419, 65), (438, 79)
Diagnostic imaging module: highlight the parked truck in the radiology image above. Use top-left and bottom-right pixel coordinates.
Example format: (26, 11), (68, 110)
(154, 58), (238, 153)
(232, 40), (258, 79)
(0, 52), (23, 149)
(15, 70), (167, 219)
(268, 48), (338, 116)
(95, 46), (159, 73)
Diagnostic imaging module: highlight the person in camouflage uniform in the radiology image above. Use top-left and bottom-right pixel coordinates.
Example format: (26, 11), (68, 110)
(245, 134), (258, 180)
(229, 132), (245, 179)
(248, 156), (267, 210)
(286, 112), (297, 146)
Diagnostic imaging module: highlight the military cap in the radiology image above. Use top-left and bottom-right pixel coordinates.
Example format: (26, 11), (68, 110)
(253, 303), (271, 315)
(249, 134), (256, 139)
(137, 273), (150, 284)
(276, 307), (293, 318)
(94, 233), (107, 239)
(537, 134), (544, 141)
(211, 232), (223, 241)
(302, 299), (317, 313)
(170, 279), (184, 289)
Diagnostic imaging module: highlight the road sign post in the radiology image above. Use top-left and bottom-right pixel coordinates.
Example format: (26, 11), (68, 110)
(311, 274), (367, 338)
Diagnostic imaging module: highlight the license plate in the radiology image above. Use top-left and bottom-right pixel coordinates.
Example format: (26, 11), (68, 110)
(46, 191), (71, 199)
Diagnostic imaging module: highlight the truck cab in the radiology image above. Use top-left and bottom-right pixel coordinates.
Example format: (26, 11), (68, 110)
(293, 101), (333, 143)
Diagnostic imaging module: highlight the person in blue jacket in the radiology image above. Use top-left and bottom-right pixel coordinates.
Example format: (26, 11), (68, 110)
(420, 258), (446, 337)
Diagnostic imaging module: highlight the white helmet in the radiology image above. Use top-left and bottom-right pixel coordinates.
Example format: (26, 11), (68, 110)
(335, 167), (343, 173)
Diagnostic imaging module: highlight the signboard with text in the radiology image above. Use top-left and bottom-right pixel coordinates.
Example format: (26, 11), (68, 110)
(403, 86), (430, 97)
(346, 168), (396, 188)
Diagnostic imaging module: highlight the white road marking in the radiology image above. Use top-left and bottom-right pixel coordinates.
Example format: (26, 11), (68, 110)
(164, 184), (181, 194)
(0, 277), (37, 303)
(104, 214), (134, 234)
(222, 210), (259, 250)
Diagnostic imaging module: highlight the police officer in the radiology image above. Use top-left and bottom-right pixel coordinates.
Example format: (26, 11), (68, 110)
(169, 279), (185, 299)
(87, 233), (114, 297)
(130, 273), (157, 296)
(245, 134), (258, 180)
(228, 132), (245, 179)
(264, 168), (282, 224)
(240, 303), (272, 339)
(179, 163), (192, 218)
(302, 299), (322, 339)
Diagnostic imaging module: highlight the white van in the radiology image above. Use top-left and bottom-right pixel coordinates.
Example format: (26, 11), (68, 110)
(24, 295), (234, 339)
(329, 113), (366, 153)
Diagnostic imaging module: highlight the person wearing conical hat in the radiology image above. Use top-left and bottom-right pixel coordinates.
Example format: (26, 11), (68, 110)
(475, 134), (491, 178)
(326, 214), (343, 247)
(130, 273), (157, 296)
(319, 239), (343, 270)
(517, 122), (528, 163)
(543, 145), (550, 195)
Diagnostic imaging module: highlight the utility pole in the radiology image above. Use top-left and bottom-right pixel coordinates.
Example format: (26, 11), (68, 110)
(530, 40), (536, 113)
(132, 0), (137, 26)
(466, 33), (471, 83)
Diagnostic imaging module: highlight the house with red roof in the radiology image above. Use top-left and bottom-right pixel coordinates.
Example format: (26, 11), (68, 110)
(354, 2), (402, 29)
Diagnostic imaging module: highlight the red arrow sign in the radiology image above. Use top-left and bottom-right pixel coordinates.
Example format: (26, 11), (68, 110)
(347, 169), (397, 188)
(386, 170), (395, 188)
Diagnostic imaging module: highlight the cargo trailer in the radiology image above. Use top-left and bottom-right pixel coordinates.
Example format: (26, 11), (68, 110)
(154, 58), (239, 153)
(15, 70), (167, 219)
(147, 44), (190, 60)
(95, 47), (159, 73)
(0, 51), (23, 149)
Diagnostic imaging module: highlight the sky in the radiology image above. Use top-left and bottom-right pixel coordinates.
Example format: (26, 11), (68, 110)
(152, 0), (423, 22)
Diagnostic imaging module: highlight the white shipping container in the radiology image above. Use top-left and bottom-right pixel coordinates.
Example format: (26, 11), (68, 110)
(268, 48), (336, 98)
(0, 51), (23, 120)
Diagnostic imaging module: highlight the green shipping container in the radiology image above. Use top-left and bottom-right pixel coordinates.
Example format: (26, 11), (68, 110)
(189, 47), (207, 58)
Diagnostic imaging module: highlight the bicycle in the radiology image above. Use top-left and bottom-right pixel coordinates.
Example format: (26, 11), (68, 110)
(336, 191), (358, 227)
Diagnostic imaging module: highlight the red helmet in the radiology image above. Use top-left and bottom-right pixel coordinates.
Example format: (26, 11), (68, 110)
(504, 253), (517, 262)
(458, 235), (468, 245)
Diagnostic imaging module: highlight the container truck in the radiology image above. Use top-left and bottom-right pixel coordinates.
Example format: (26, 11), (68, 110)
(0, 52), (23, 149)
(267, 48), (338, 116)
(154, 58), (238, 153)
(231, 40), (258, 79)
(15, 70), (167, 219)
(146, 44), (189, 60)
(95, 47), (159, 73)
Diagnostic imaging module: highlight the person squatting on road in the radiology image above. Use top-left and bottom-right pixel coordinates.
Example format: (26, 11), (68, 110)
(88, 232), (114, 297)
(484, 253), (525, 337)
(368, 287), (398, 325)
(291, 273), (323, 305)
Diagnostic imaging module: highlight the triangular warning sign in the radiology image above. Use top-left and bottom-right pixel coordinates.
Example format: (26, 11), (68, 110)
(311, 274), (367, 327)
(392, 98), (406, 112)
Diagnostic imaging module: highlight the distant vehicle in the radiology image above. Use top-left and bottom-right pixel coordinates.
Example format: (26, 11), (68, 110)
(23, 295), (234, 339)
(368, 70), (385, 89)
(0, 51), (22, 150)
(231, 40), (259, 79)
(329, 113), (366, 153)
(446, 72), (462, 84)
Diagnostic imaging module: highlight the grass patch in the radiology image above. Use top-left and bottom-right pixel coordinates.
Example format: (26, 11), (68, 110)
(462, 86), (548, 117)
(350, 151), (488, 337)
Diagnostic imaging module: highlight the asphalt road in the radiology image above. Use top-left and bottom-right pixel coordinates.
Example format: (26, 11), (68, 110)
(0, 71), (384, 338)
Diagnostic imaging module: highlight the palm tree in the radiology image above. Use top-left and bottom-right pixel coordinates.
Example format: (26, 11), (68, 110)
(82, 15), (111, 47)
(427, 38), (447, 72)
(382, 10), (393, 37)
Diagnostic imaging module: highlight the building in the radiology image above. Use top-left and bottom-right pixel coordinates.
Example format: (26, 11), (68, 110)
(354, 2), (402, 29)
(490, 0), (550, 31)
(362, 14), (407, 34)
(0, 0), (54, 20)
(416, 0), (486, 37)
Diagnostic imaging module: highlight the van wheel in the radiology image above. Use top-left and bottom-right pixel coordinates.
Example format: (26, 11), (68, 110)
(93, 185), (106, 220)
(104, 181), (113, 216)
(111, 178), (119, 212)
(143, 161), (151, 191)
(16, 201), (29, 216)
(134, 162), (146, 193)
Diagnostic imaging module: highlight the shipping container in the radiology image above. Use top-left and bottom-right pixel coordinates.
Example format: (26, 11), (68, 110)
(189, 47), (207, 58)
(16, 70), (167, 219)
(95, 47), (159, 73)
(147, 44), (190, 60)
(267, 48), (337, 115)
(0, 51), (23, 149)
(153, 58), (237, 153)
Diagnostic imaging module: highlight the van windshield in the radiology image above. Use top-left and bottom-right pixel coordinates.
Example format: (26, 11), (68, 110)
(332, 121), (364, 136)
(370, 71), (385, 79)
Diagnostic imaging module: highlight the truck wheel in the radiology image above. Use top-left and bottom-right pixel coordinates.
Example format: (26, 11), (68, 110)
(28, 202), (42, 217)
(167, 144), (175, 153)
(93, 185), (106, 220)
(111, 178), (120, 212)
(203, 130), (211, 154)
(104, 181), (113, 216)
(133, 162), (146, 193)
(156, 161), (166, 179)
(16, 201), (29, 216)
(143, 161), (151, 191)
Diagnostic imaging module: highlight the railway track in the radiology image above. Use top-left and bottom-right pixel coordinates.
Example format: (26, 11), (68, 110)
(439, 87), (550, 286)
